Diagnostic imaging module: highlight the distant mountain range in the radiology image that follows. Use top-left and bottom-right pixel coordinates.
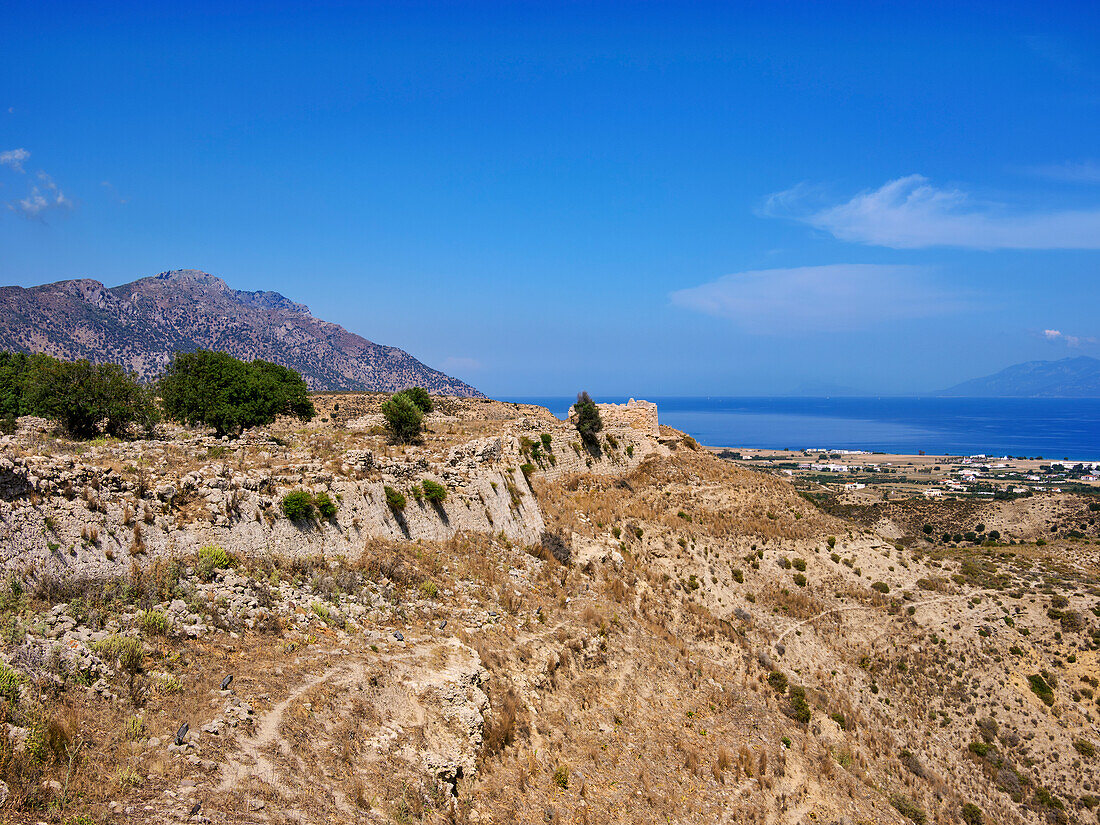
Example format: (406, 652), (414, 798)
(0, 269), (481, 396)
(938, 356), (1100, 398)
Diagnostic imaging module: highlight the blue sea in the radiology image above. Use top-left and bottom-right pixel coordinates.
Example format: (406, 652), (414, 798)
(506, 397), (1100, 460)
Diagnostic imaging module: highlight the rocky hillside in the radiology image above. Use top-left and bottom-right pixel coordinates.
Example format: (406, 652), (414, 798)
(0, 270), (481, 395)
(0, 398), (1097, 824)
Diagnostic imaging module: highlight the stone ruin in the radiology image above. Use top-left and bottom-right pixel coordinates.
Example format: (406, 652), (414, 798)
(593, 398), (660, 438)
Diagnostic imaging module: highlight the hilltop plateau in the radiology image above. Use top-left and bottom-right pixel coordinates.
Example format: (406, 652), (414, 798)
(0, 271), (480, 396)
(0, 396), (1097, 824)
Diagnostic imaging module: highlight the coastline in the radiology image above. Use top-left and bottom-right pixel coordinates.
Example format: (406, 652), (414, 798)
(506, 395), (1100, 461)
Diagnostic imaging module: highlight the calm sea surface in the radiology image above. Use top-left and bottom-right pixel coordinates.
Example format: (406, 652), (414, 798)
(505, 397), (1100, 460)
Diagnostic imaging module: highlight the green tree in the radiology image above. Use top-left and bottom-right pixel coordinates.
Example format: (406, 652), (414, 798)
(573, 391), (603, 449)
(0, 351), (32, 419)
(22, 357), (158, 439)
(381, 391), (423, 443)
(159, 350), (314, 437)
(399, 386), (433, 413)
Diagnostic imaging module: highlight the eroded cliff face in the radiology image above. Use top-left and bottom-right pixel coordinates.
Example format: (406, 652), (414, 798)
(0, 398), (667, 579)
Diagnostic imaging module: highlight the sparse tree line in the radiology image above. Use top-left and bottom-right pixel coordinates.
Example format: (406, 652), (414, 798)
(0, 349), (322, 439)
(1, 348), (606, 449)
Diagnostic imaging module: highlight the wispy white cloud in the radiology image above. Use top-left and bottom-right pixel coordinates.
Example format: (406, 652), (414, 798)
(1042, 329), (1096, 348)
(670, 264), (961, 333)
(766, 175), (1100, 250)
(9, 172), (73, 219)
(2, 150), (74, 219)
(1025, 160), (1100, 184)
(0, 148), (29, 173)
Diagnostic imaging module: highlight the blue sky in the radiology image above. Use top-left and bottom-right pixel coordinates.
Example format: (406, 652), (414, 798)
(1, 0), (1098, 396)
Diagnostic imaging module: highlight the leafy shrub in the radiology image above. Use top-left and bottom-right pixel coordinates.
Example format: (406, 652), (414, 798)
(1059, 610), (1084, 632)
(889, 794), (927, 824)
(196, 544), (236, 581)
(830, 712), (847, 730)
(421, 478), (447, 503)
(1074, 738), (1097, 758)
(960, 803), (983, 825)
(826, 536), (836, 549)
(381, 392), (423, 443)
(871, 581), (890, 594)
(553, 765), (569, 789)
(419, 580), (439, 599)
(0, 661), (20, 703)
(573, 391), (603, 449)
(314, 491), (337, 519)
(94, 634), (143, 674)
(1027, 673), (1055, 706)
(732, 568), (744, 583)
(384, 485), (406, 510)
(767, 671), (788, 693)
(159, 350), (313, 437)
(540, 433), (553, 452)
(786, 685), (811, 723)
(398, 386), (433, 413)
(519, 463), (536, 482)
(792, 558), (807, 572)
(157, 673), (183, 694)
(281, 490), (315, 520)
(793, 573), (807, 587)
(968, 741), (992, 757)
(1034, 787), (1064, 809)
(139, 609), (169, 636)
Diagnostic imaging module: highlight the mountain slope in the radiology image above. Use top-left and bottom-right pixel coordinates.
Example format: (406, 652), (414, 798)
(938, 356), (1100, 397)
(0, 269), (481, 395)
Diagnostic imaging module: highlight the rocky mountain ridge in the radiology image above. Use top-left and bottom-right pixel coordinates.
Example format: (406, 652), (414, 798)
(0, 269), (481, 395)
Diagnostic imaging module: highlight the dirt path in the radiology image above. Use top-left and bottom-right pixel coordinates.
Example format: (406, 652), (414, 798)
(216, 663), (347, 794)
(775, 593), (972, 645)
